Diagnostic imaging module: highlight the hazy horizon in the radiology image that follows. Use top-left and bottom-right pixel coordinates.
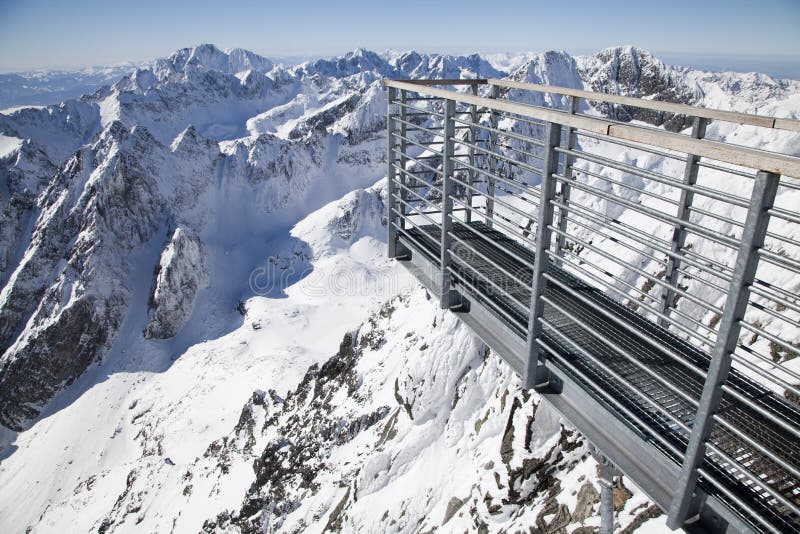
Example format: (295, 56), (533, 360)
(1, 0), (798, 74)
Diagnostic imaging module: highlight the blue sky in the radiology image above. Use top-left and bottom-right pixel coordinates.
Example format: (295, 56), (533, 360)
(0, 0), (798, 72)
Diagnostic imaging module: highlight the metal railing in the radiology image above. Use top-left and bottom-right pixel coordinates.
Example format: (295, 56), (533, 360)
(385, 78), (800, 533)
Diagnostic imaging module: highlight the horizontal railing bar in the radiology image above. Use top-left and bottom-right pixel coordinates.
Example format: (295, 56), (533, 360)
(539, 314), (695, 434)
(449, 177), (535, 222)
(713, 415), (800, 482)
(487, 78), (800, 133)
(756, 248), (800, 274)
(385, 80), (800, 176)
(400, 78), (489, 86)
(453, 158), (541, 196)
(450, 115), (546, 147)
(395, 152), (444, 177)
(576, 130), (686, 161)
(569, 166), (681, 207)
(391, 132), (445, 156)
(393, 101), (445, 117)
(736, 343), (800, 385)
(686, 206), (745, 229)
(548, 224), (725, 315)
(703, 443), (800, 518)
(451, 219), (537, 271)
(553, 173), (741, 249)
(696, 160), (756, 179)
(751, 283), (800, 315)
(550, 249), (715, 349)
(720, 384), (800, 439)
(765, 231), (800, 250)
(561, 147), (752, 209)
(557, 211), (671, 270)
(747, 300), (800, 331)
(730, 346), (800, 396)
(392, 116), (443, 137)
(767, 206), (800, 225)
(543, 271), (707, 380)
(448, 195), (539, 249)
(541, 295), (701, 409)
(695, 467), (781, 534)
(391, 196), (439, 227)
(496, 142), (545, 161)
(447, 231), (531, 287)
(555, 200), (732, 288)
(554, 197), (672, 248)
(452, 136), (545, 176)
(738, 321), (800, 357)
(392, 164), (442, 190)
(393, 180), (441, 209)
(537, 337), (686, 460)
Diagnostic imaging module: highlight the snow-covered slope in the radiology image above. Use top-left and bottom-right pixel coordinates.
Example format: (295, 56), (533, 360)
(0, 44), (797, 533)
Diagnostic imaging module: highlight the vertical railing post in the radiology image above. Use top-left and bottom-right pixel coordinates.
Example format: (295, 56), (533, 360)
(465, 84), (478, 224)
(554, 95), (580, 263)
(439, 98), (457, 309)
(658, 116), (709, 328)
(666, 170), (779, 528)
(399, 89), (409, 232)
(523, 121), (562, 389)
(485, 84), (500, 227)
(387, 86), (399, 258)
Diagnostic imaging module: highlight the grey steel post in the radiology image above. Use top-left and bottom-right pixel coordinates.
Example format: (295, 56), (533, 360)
(666, 171), (780, 528)
(465, 84), (478, 224)
(599, 463), (615, 534)
(439, 99), (457, 309)
(387, 86), (399, 258)
(554, 95), (580, 264)
(658, 117), (709, 328)
(399, 89), (409, 230)
(523, 121), (562, 389)
(485, 84), (501, 227)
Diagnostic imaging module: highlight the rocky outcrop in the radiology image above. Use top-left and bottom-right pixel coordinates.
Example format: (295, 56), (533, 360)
(578, 46), (699, 131)
(144, 228), (207, 339)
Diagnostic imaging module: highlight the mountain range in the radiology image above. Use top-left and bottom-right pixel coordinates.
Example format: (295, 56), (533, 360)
(0, 43), (798, 533)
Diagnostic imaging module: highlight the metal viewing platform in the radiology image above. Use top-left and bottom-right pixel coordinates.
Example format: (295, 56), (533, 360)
(384, 78), (800, 533)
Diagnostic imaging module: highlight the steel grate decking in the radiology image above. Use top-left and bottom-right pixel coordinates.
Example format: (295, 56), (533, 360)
(401, 221), (800, 532)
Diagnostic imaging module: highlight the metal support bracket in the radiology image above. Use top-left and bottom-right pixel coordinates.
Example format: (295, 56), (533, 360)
(554, 95), (580, 264)
(659, 117), (708, 327)
(666, 171), (780, 528)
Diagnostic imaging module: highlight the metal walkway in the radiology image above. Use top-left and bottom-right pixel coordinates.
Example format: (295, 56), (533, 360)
(384, 79), (800, 532)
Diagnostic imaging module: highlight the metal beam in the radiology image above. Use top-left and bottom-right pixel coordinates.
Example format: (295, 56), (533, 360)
(667, 171), (780, 528)
(523, 121), (562, 388)
(465, 84), (479, 224)
(440, 98), (457, 309)
(554, 95), (579, 263)
(485, 85), (500, 227)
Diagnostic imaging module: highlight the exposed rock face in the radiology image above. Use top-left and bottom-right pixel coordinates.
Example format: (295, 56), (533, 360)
(578, 46), (699, 131)
(144, 228), (207, 339)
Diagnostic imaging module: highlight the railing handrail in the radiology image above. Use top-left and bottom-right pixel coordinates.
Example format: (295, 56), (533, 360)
(393, 78), (800, 133)
(487, 78), (800, 133)
(384, 79), (800, 178)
